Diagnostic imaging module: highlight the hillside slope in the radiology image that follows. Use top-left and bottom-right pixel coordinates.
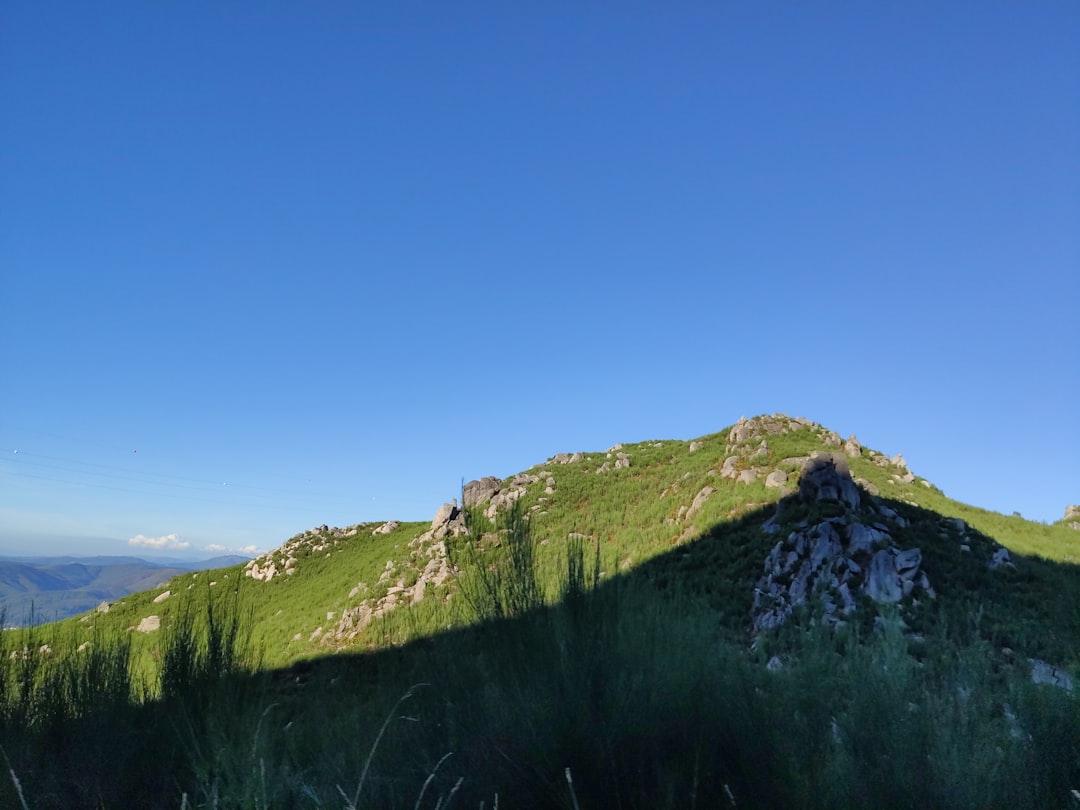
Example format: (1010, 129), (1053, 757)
(48, 414), (1080, 671)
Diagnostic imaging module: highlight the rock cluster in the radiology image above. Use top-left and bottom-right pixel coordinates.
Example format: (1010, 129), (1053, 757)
(245, 523), (365, 582)
(1064, 505), (1080, 531)
(325, 503), (456, 644)
(463, 473), (540, 520)
(752, 455), (932, 633)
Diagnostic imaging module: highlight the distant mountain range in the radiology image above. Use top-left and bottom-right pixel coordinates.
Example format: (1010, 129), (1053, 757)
(0, 555), (251, 626)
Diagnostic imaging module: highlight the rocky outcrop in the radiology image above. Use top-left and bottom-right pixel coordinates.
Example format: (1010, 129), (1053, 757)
(752, 455), (932, 633)
(325, 503), (457, 645)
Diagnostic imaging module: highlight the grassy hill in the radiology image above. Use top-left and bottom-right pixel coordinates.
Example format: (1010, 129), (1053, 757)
(1, 415), (1077, 808)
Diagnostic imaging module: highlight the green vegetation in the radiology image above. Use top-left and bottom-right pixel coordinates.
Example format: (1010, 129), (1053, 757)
(1, 416), (1077, 807)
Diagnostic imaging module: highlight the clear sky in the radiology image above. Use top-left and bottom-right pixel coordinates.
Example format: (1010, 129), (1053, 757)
(1, 2), (1077, 560)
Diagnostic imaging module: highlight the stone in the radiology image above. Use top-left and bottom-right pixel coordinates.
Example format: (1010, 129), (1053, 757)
(372, 520), (399, 535)
(96, 601), (111, 614)
(689, 441), (703, 453)
(431, 502), (458, 530)
(847, 524), (888, 555)
(153, 590), (171, 604)
(1064, 505), (1080, 521)
(891, 454), (908, 470)
(1029, 659), (1074, 691)
(843, 435), (861, 458)
(866, 550), (902, 603)
(463, 477), (501, 507)
(720, 456), (740, 479)
(764, 470), (788, 488)
(137, 616), (160, 633)
(686, 486), (715, 519)
(989, 547), (1015, 570)
(737, 469), (758, 485)
(798, 456), (860, 511)
(767, 656), (783, 672)
(894, 548), (922, 580)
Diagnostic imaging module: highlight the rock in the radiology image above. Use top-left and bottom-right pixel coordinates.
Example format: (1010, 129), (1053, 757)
(891, 454), (908, 470)
(894, 548), (922, 580)
(137, 616), (160, 633)
(686, 486), (715, 519)
(431, 502), (458, 531)
(689, 441), (703, 453)
(96, 601), (111, 614)
(866, 550), (902, 603)
(843, 435), (861, 458)
(798, 456), (860, 511)
(372, 520), (399, 535)
(1029, 659), (1074, 691)
(989, 547), (1015, 570)
(737, 469), (758, 485)
(720, 456), (740, 479)
(847, 524), (888, 554)
(765, 470), (788, 488)
(1064, 505), (1080, 521)
(614, 454), (631, 469)
(767, 656), (783, 672)
(153, 591), (171, 604)
(463, 477), (501, 507)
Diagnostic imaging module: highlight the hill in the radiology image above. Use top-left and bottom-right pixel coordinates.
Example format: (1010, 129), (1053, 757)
(0, 555), (252, 626)
(1, 414), (1077, 808)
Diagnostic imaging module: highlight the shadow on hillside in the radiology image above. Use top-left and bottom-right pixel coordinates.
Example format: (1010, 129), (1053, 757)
(5, 492), (1080, 809)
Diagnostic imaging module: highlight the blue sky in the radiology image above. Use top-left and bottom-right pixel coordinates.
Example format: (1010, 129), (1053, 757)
(1, 2), (1077, 559)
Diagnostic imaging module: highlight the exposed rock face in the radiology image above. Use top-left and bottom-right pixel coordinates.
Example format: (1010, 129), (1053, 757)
(843, 435), (862, 458)
(326, 502), (456, 645)
(463, 477), (501, 507)
(752, 455), (932, 633)
(372, 521), (399, 535)
(798, 455), (860, 511)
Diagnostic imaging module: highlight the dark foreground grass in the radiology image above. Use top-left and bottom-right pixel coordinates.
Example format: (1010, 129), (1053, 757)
(1, 519), (1078, 809)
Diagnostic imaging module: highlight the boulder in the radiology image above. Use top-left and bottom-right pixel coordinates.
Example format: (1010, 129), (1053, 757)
(847, 524), (888, 555)
(798, 456), (860, 511)
(463, 477), (501, 507)
(1064, 505), (1080, 521)
(720, 456), (740, 479)
(431, 502), (458, 531)
(737, 469), (758, 485)
(137, 616), (160, 633)
(372, 520), (400, 535)
(686, 486), (715, 519)
(689, 441), (703, 453)
(153, 591), (171, 604)
(843, 435), (862, 458)
(765, 470), (788, 488)
(1029, 659), (1074, 691)
(866, 550), (902, 603)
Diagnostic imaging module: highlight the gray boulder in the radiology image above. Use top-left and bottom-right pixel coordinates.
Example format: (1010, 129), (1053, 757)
(843, 435), (862, 458)
(686, 486), (715, 519)
(463, 477), (501, 507)
(798, 456), (860, 511)
(764, 470), (788, 488)
(866, 550), (902, 603)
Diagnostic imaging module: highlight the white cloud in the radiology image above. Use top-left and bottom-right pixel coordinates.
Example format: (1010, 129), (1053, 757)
(203, 544), (227, 553)
(128, 533), (189, 551)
